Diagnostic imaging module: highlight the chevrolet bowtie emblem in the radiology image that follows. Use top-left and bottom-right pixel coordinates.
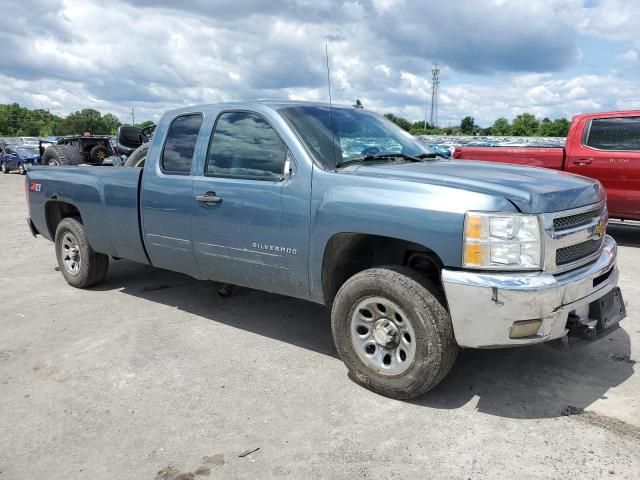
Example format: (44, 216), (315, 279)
(595, 219), (607, 237)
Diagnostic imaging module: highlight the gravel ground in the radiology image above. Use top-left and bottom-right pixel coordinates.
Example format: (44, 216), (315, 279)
(0, 172), (638, 479)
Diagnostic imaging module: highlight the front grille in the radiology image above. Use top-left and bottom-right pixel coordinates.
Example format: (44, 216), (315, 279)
(555, 239), (602, 266)
(553, 207), (603, 231)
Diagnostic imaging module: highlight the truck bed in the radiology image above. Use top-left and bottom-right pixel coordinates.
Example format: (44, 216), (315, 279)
(453, 146), (565, 170)
(27, 166), (149, 264)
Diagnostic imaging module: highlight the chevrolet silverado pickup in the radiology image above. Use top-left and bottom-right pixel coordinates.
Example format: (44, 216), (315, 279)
(453, 111), (640, 221)
(25, 101), (626, 399)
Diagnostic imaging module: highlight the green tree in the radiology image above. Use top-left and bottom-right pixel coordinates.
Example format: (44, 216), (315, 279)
(491, 117), (511, 135)
(510, 113), (540, 136)
(459, 116), (475, 134)
(550, 118), (570, 137)
(536, 118), (554, 136)
(100, 113), (122, 135)
(135, 120), (155, 129)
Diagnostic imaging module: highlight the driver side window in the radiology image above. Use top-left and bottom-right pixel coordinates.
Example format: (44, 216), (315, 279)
(206, 111), (287, 181)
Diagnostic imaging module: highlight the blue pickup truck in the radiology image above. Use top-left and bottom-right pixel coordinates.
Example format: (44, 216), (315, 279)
(25, 101), (626, 399)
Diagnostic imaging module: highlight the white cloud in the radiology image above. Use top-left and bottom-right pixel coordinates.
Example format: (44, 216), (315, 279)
(0, 0), (638, 127)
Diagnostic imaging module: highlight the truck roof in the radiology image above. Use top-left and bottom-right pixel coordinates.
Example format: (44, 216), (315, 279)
(163, 100), (357, 117)
(571, 110), (640, 122)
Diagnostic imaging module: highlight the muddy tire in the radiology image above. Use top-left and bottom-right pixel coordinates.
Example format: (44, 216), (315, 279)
(42, 145), (83, 166)
(331, 266), (458, 399)
(123, 143), (149, 168)
(55, 218), (109, 288)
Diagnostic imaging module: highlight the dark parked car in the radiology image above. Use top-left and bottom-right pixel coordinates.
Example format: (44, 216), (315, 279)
(41, 135), (115, 166)
(1, 144), (40, 174)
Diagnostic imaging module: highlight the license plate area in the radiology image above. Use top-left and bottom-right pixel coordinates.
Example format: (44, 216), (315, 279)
(589, 287), (626, 332)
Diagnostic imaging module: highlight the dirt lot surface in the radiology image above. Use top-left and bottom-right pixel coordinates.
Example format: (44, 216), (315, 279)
(0, 172), (638, 479)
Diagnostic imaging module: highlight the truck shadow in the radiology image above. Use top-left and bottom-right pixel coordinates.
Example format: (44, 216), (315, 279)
(608, 222), (640, 247)
(98, 259), (635, 421)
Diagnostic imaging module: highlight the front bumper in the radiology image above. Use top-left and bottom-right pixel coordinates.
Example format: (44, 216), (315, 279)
(442, 235), (621, 348)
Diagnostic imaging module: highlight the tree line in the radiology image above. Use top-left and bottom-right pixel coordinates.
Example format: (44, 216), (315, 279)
(1, 102), (570, 138)
(0, 103), (152, 137)
(385, 113), (571, 137)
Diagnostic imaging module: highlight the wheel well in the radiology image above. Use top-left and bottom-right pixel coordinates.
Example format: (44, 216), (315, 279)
(321, 233), (444, 305)
(45, 201), (82, 237)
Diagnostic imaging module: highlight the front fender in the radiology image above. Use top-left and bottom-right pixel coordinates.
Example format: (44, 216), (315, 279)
(308, 169), (516, 303)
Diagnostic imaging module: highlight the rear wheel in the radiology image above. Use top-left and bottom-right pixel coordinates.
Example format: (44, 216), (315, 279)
(55, 218), (109, 288)
(123, 143), (149, 168)
(18, 163), (25, 175)
(1, 161), (7, 174)
(42, 145), (83, 166)
(331, 266), (458, 399)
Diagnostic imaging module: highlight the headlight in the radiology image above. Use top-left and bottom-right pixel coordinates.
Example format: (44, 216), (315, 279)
(463, 212), (542, 270)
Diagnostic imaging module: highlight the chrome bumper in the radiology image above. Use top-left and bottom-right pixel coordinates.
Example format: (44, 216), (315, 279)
(442, 235), (620, 348)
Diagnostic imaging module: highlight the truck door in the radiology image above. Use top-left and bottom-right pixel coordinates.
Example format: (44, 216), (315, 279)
(566, 116), (640, 218)
(141, 113), (204, 278)
(191, 110), (311, 299)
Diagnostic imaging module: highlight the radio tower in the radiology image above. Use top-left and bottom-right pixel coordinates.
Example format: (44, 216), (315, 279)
(429, 63), (440, 128)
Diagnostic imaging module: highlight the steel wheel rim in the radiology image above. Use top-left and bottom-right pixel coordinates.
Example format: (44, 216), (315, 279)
(1, 162), (5, 173)
(61, 233), (81, 275)
(350, 296), (417, 376)
(18, 164), (24, 174)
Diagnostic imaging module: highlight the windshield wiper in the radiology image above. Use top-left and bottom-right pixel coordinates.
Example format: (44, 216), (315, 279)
(336, 152), (426, 168)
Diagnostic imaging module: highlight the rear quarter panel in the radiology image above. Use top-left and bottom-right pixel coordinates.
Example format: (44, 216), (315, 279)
(27, 166), (149, 264)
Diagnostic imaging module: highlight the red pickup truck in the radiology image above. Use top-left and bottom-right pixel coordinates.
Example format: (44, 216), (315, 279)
(453, 111), (640, 220)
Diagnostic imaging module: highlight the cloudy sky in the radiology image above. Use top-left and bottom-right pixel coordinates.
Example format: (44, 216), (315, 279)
(1, 0), (639, 126)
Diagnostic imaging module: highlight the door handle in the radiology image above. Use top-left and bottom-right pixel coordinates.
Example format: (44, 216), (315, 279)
(573, 158), (593, 165)
(196, 191), (222, 205)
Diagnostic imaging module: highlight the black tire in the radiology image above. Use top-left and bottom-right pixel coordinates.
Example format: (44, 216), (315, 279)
(89, 145), (109, 164)
(18, 163), (26, 175)
(42, 145), (83, 166)
(55, 218), (109, 288)
(1, 161), (7, 174)
(331, 266), (458, 400)
(123, 143), (149, 168)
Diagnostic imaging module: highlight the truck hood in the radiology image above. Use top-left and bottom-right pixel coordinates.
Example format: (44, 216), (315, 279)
(347, 159), (604, 213)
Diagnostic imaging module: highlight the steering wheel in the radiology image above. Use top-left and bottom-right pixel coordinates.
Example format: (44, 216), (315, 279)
(360, 146), (381, 156)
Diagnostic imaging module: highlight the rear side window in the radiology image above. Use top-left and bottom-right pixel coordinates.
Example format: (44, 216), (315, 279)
(206, 111), (287, 180)
(586, 117), (640, 151)
(161, 113), (203, 174)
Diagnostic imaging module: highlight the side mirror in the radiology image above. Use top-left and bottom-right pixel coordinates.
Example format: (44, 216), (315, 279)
(278, 155), (294, 182)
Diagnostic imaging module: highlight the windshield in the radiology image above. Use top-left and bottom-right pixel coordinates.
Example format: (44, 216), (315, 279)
(278, 105), (433, 169)
(17, 147), (38, 157)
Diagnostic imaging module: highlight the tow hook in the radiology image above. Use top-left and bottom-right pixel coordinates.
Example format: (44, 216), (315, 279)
(567, 312), (598, 340)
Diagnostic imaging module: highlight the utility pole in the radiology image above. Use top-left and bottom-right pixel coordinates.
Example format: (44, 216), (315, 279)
(131, 107), (135, 126)
(429, 63), (440, 128)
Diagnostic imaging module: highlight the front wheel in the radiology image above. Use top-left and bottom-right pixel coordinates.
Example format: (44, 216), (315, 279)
(55, 218), (109, 288)
(1, 161), (7, 174)
(331, 266), (458, 399)
(18, 163), (25, 175)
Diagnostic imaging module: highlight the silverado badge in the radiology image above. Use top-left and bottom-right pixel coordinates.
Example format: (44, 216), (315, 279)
(595, 218), (607, 238)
